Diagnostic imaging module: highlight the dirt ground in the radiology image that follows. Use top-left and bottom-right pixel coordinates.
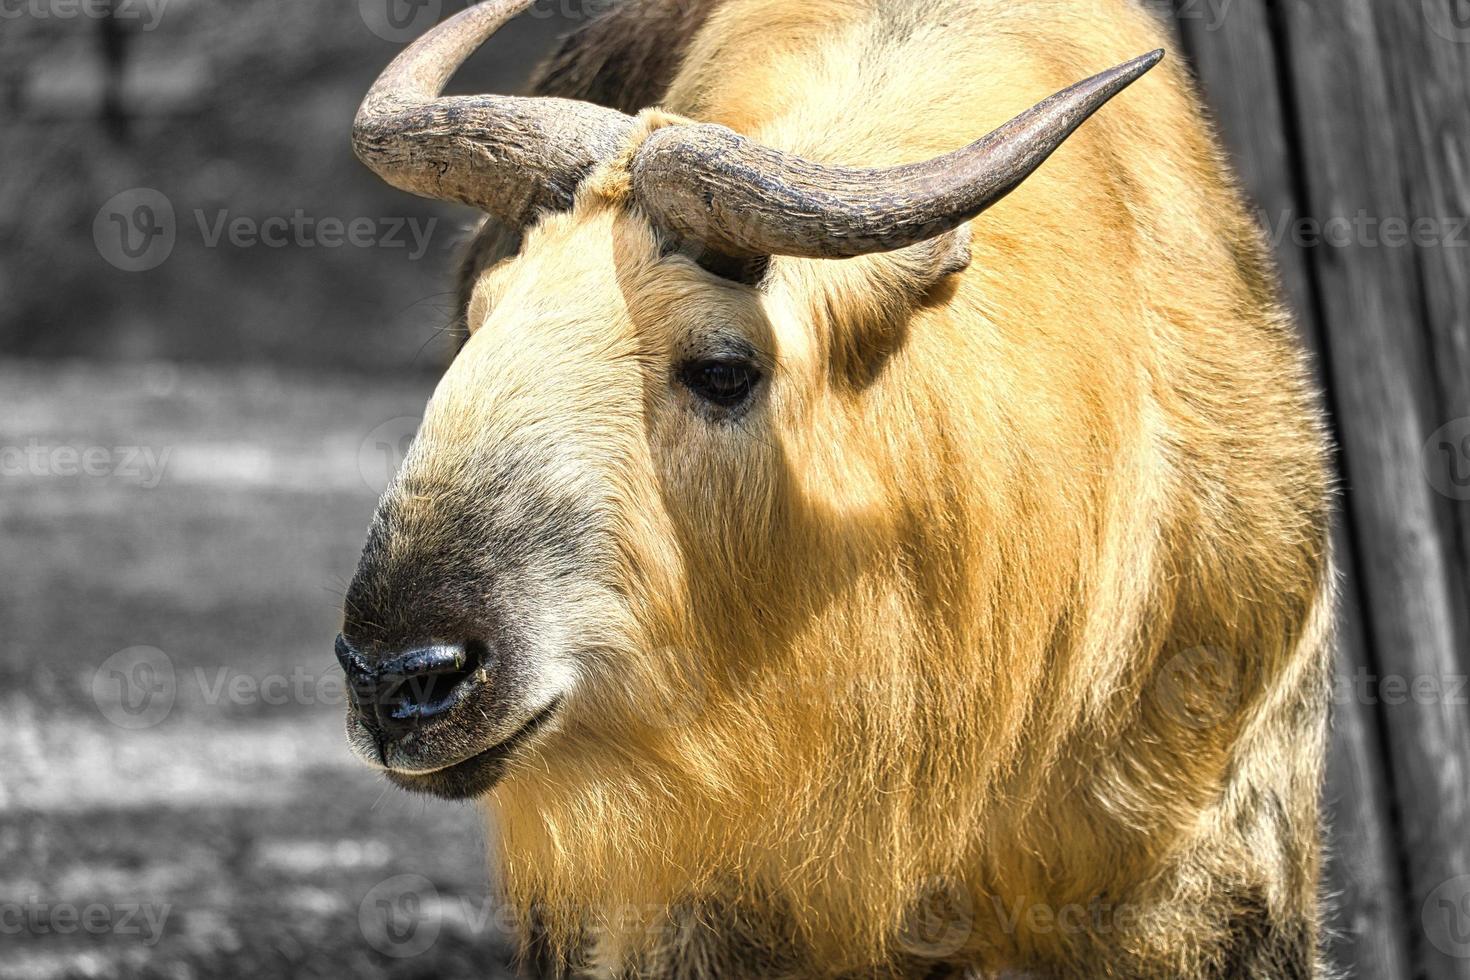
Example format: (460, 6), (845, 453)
(0, 361), (523, 978)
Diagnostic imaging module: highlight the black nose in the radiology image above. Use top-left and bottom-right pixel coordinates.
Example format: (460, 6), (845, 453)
(335, 634), (485, 733)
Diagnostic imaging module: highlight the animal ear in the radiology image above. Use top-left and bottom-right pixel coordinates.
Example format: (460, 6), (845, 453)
(802, 223), (973, 388)
(455, 217), (523, 336)
(893, 224), (973, 285)
(528, 0), (719, 114)
(656, 231), (772, 287)
(687, 247), (771, 287)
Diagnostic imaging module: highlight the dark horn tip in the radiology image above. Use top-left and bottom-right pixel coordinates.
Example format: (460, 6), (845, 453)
(1101, 49), (1164, 90)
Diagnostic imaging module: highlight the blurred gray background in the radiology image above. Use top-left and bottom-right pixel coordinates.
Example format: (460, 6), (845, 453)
(1, 0), (581, 370)
(1, 2), (578, 977)
(3, 1), (1469, 979)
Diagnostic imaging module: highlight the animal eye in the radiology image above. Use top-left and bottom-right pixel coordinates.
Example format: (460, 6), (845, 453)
(678, 357), (761, 409)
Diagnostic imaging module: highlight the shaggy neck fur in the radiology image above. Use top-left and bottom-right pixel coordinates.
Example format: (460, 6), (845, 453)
(476, 1), (1333, 976)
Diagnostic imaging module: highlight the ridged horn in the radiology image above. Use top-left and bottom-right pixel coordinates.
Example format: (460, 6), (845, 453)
(354, 2), (1162, 261)
(351, 0), (636, 225)
(628, 49), (1166, 258)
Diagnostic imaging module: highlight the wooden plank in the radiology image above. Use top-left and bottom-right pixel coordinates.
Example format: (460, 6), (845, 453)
(1180, 6), (1414, 976)
(1323, 519), (1415, 979)
(1370, 0), (1470, 684)
(1180, 1), (1314, 341)
(1362, 6), (1470, 969)
(1270, 1), (1470, 977)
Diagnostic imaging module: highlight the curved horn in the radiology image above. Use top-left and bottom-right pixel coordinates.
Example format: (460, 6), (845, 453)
(352, 0), (635, 224)
(630, 49), (1165, 259)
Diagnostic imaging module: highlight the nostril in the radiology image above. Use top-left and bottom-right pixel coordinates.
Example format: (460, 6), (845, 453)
(375, 642), (485, 729)
(335, 634), (377, 697)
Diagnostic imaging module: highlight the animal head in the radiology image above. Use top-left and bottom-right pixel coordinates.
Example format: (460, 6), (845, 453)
(338, 0), (1163, 871)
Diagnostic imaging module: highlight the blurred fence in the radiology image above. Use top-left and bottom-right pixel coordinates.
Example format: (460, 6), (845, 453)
(1153, 3), (1470, 977)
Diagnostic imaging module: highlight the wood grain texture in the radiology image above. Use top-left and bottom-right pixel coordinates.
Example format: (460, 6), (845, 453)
(1268, 1), (1470, 977)
(1180, 2), (1314, 337)
(1322, 520), (1416, 980)
(1180, 6), (1418, 977)
(1368, 0), (1470, 698)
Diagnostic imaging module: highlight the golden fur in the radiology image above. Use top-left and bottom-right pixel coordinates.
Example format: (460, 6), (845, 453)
(421, 0), (1337, 975)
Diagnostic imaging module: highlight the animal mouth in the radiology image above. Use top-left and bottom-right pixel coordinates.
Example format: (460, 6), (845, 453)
(384, 698), (562, 799)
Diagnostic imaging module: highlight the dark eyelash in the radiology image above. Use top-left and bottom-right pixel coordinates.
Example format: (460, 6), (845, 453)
(677, 357), (762, 410)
